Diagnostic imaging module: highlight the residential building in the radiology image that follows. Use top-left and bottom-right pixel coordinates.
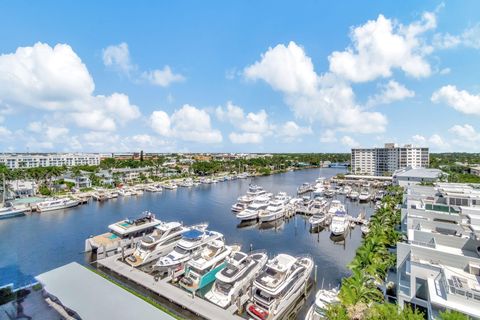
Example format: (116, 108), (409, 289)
(0, 153), (101, 169)
(396, 183), (480, 319)
(7, 180), (37, 197)
(470, 166), (480, 177)
(351, 143), (429, 176)
(393, 167), (445, 187)
(63, 172), (92, 189)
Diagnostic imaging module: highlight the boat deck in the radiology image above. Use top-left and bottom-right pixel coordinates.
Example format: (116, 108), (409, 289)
(97, 253), (244, 320)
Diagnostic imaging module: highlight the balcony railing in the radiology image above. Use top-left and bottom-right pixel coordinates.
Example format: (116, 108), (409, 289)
(439, 274), (480, 303)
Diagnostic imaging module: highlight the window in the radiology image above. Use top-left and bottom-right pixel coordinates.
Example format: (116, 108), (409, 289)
(415, 277), (428, 301)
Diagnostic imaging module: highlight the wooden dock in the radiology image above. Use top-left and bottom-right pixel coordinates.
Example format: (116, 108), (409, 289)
(97, 254), (245, 320)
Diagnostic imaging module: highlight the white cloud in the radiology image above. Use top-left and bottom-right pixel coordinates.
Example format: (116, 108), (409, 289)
(102, 42), (185, 87)
(102, 42), (135, 75)
(122, 134), (171, 151)
(411, 133), (448, 149)
(367, 80), (415, 107)
(449, 124), (480, 142)
(100, 93), (141, 124)
(215, 101), (244, 124)
(216, 101), (275, 144)
(278, 121), (312, 142)
(244, 42), (318, 95)
(82, 131), (120, 150)
(70, 110), (117, 131)
(0, 126), (12, 138)
(320, 129), (337, 143)
(412, 134), (427, 145)
(0, 42), (94, 111)
(150, 104), (222, 144)
(229, 132), (263, 144)
(244, 42), (387, 134)
(143, 66), (185, 87)
(45, 126), (69, 140)
(328, 12), (435, 82)
(439, 67), (451, 75)
(434, 24), (480, 49)
(429, 134), (449, 149)
(341, 136), (360, 148)
(150, 111), (172, 136)
(431, 85), (480, 116)
(0, 42), (141, 134)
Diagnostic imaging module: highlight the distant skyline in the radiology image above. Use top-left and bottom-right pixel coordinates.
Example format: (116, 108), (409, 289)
(0, 1), (479, 153)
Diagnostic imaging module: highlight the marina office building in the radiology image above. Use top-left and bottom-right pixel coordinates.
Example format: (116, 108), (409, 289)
(351, 143), (429, 176)
(0, 153), (102, 169)
(397, 183), (480, 319)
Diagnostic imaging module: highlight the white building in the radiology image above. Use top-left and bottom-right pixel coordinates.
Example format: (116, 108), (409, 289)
(393, 167), (445, 187)
(351, 143), (429, 176)
(0, 153), (102, 169)
(397, 183), (480, 319)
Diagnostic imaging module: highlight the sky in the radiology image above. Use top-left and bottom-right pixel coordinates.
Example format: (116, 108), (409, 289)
(0, 1), (479, 153)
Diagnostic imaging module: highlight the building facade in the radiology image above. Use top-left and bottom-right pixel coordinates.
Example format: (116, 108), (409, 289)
(397, 183), (480, 319)
(0, 153), (102, 169)
(351, 143), (429, 176)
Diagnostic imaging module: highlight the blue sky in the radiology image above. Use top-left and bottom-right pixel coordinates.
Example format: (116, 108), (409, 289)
(0, 1), (479, 153)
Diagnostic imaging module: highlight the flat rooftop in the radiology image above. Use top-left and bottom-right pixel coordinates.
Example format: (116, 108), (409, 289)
(395, 168), (443, 179)
(36, 262), (176, 320)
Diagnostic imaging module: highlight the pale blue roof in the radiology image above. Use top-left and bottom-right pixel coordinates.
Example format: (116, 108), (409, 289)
(36, 262), (176, 320)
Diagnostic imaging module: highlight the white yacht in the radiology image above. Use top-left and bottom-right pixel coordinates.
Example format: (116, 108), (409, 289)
(358, 190), (371, 202)
(258, 193), (291, 223)
(178, 179), (194, 188)
(324, 188), (335, 198)
(349, 191), (359, 201)
(108, 191), (119, 199)
(361, 222), (370, 236)
(36, 198), (80, 212)
(163, 183), (178, 190)
(179, 239), (239, 292)
(0, 206), (28, 220)
(308, 198), (329, 228)
(314, 177), (326, 189)
(374, 190), (385, 201)
(92, 190), (107, 201)
(231, 195), (254, 213)
(236, 194), (271, 221)
(312, 187), (324, 199)
(247, 254), (314, 320)
(154, 228), (223, 276)
(118, 188), (134, 197)
(309, 198), (328, 216)
(330, 210), (349, 237)
(343, 186), (352, 196)
(145, 184), (163, 192)
(206, 250), (268, 308)
(297, 182), (313, 195)
(85, 212), (161, 255)
(246, 185), (267, 198)
(305, 288), (340, 320)
(126, 221), (189, 267)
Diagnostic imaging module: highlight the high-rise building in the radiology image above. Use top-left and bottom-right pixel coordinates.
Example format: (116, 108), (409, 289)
(351, 143), (429, 176)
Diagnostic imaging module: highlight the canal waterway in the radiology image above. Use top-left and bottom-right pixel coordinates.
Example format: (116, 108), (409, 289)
(0, 167), (375, 318)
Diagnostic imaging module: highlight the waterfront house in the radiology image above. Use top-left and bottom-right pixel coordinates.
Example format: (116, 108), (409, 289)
(7, 179), (37, 198)
(63, 172), (92, 189)
(396, 183), (480, 319)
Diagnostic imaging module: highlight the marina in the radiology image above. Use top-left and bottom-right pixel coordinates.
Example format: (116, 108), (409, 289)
(0, 167), (376, 318)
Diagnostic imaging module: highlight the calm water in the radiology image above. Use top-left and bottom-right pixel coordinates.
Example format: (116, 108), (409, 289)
(0, 168), (375, 317)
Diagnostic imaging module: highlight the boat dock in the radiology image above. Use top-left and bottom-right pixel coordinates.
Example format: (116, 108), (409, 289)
(97, 254), (245, 320)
